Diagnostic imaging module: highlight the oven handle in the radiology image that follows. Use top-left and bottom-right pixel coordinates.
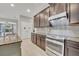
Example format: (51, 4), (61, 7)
(46, 38), (64, 46)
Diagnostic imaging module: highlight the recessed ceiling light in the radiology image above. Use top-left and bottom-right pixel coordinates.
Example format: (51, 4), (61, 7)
(10, 4), (15, 7)
(27, 9), (31, 13)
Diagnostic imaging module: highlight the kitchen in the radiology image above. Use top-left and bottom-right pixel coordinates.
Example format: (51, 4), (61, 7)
(32, 3), (79, 56)
(0, 3), (79, 56)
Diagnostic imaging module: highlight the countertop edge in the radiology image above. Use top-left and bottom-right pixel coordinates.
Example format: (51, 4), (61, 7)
(0, 40), (22, 46)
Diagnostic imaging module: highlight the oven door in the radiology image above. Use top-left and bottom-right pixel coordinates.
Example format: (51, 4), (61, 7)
(46, 37), (64, 56)
(48, 12), (69, 27)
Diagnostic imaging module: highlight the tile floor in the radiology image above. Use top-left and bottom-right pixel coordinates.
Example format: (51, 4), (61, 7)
(21, 39), (47, 56)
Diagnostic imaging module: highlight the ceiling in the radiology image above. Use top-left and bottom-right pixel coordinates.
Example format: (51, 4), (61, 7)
(0, 3), (49, 19)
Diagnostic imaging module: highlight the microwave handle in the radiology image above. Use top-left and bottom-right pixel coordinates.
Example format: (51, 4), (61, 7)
(66, 12), (68, 19)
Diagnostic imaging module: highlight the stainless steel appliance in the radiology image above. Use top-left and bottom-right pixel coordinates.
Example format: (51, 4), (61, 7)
(46, 34), (65, 56)
(46, 12), (68, 56)
(48, 12), (69, 27)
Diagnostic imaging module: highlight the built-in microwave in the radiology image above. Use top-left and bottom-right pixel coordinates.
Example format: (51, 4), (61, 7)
(48, 12), (69, 27)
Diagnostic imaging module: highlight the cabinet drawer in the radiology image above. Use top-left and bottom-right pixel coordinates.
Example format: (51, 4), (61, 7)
(65, 46), (79, 56)
(65, 40), (79, 49)
(64, 40), (79, 56)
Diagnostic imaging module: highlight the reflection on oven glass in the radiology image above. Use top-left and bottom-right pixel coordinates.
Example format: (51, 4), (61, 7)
(47, 41), (62, 54)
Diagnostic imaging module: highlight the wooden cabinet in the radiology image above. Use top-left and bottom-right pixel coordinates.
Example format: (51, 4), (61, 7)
(37, 34), (46, 50)
(37, 34), (41, 47)
(39, 12), (45, 27)
(34, 14), (40, 27)
(49, 3), (66, 16)
(55, 3), (66, 14)
(31, 33), (46, 51)
(0, 42), (21, 56)
(31, 33), (37, 44)
(64, 40), (79, 56)
(34, 3), (67, 28)
(33, 34), (37, 44)
(69, 4), (79, 24)
(49, 4), (55, 16)
(39, 7), (49, 27)
(44, 7), (50, 27)
(40, 35), (46, 51)
(34, 7), (50, 27)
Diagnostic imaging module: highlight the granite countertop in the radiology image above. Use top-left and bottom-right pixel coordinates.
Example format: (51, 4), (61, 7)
(0, 35), (22, 46)
(32, 32), (79, 42)
(32, 32), (47, 35)
(33, 26), (79, 42)
(66, 37), (79, 42)
(48, 33), (79, 42)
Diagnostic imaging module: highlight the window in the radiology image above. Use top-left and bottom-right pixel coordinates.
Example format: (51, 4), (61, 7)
(0, 21), (16, 37)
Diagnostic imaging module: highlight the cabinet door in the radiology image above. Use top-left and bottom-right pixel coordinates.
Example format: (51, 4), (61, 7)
(44, 7), (50, 27)
(39, 12), (45, 27)
(33, 34), (37, 44)
(36, 34), (41, 47)
(34, 15), (40, 27)
(40, 35), (46, 51)
(70, 4), (79, 24)
(64, 40), (79, 56)
(65, 46), (79, 56)
(49, 4), (56, 16)
(55, 3), (66, 14)
(31, 33), (36, 44)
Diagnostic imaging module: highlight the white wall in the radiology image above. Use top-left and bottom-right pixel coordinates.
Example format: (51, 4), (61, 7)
(18, 15), (33, 40)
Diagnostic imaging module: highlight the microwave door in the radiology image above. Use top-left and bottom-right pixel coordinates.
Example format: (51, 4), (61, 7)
(49, 17), (69, 27)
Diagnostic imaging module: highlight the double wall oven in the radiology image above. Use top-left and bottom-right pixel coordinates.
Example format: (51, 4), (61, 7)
(46, 12), (68, 56)
(46, 34), (65, 56)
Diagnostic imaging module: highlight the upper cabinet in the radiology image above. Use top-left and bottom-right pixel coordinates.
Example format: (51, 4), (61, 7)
(34, 7), (50, 27)
(49, 3), (66, 16)
(34, 14), (40, 27)
(49, 4), (55, 16)
(55, 3), (66, 14)
(34, 3), (79, 28)
(39, 11), (45, 27)
(69, 4), (79, 24)
(39, 7), (50, 27)
(43, 7), (50, 27)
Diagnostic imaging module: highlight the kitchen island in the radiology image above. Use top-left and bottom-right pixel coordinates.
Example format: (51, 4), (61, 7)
(0, 34), (22, 56)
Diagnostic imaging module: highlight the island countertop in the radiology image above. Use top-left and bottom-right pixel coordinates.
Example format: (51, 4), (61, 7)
(0, 35), (22, 46)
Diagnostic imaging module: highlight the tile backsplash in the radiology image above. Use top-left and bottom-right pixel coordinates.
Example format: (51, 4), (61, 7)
(34, 28), (49, 34)
(34, 24), (79, 38)
(48, 25), (79, 37)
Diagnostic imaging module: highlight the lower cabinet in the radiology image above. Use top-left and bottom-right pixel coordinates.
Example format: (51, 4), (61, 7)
(31, 33), (37, 44)
(40, 35), (46, 51)
(64, 40), (79, 56)
(0, 42), (21, 56)
(37, 34), (41, 47)
(31, 33), (46, 51)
